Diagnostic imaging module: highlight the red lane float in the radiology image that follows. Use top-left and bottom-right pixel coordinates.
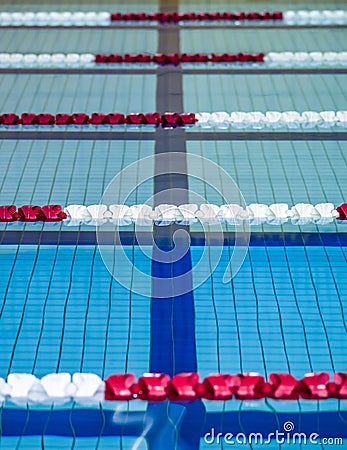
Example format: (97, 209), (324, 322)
(103, 372), (347, 401)
(235, 374), (271, 400)
(134, 374), (171, 401)
(197, 374), (240, 400)
(334, 373), (347, 399)
(126, 113), (147, 125)
(89, 112), (126, 125)
(37, 205), (67, 222)
(268, 373), (300, 400)
(107, 113), (126, 125)
(337, 203), (347, 220)
(143, 112), (161, 125)
(299, 372), (331, 399)
(168, 373), (200, 401)
(0, 205), (66, 222)
(67, 113), (90, 125)
(161, 112), (197, 127)
(55, 113), (71, 125)
(0, 205), (19, 222)
(110, 12), (283, 22)
(21, 113), (58, 126)
(0, 114), (21, 125)
(0, 113), (197, 127)
(105, 374), (135, 401)
(94, 52), (265, 64)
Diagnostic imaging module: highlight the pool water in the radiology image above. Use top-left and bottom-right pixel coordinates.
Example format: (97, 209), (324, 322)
(0, 0), (346, 449)
(1, 244), (346, 377)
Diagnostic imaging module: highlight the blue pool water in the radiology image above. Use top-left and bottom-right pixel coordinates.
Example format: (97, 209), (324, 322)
(0, 0), (346, 448)
(0, 245), (151, 377)
(0, 436), (148, 450)
(1, 245), (346, 378)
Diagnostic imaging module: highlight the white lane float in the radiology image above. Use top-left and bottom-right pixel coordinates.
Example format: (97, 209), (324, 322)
(61, 202), (342, 226)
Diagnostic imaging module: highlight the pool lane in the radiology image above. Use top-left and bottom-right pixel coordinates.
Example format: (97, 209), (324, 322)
(1, 245), (345, 401)
(0, 74), (156, 113)
(187, 139), (347, 233)
(0, 140), (154, 208)
(184, 74), (346, 111)
(0, 245), (152, 378)
(181, 28), (347, 53)
(187, 140), (347, 206)
(0, 29), (158, 54)
(191, 245), (347, 378)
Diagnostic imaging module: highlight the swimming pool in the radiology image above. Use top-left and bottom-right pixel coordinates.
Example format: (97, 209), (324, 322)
(1, 244), (347, 447)
(1, 244), (346, 376)
(0, 0), (346, 449)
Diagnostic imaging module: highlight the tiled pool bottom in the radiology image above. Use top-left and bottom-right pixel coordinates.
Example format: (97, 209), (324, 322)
(0, 245), (152, 378)
(0, 436), (345, 450)
(0, 244), (346, 378)
(1, 242), (346, 449)
(0, 401), (346, 449)
(0, 436), (148, 450)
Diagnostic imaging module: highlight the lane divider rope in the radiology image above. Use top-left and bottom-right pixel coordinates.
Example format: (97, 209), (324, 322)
(111, 11), (284, 22)
(1, 203), (346, 226)
(1, 52), (347, 67)
(0, 112), (195, 126)
(1, 372), (346, 402)
(0, 112), (347, 128)
(0, 11), (346, 26)
(195, 111), (347, 129)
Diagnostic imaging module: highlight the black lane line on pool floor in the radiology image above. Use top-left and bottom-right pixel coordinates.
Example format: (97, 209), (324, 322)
(2, 68), (347, 75)
(151, 0), (198, 381)
(2, 24), (346, 30)
(2, 231), (347, 246)
(0, 131), (346, 140)
(150, 4), (205, 449)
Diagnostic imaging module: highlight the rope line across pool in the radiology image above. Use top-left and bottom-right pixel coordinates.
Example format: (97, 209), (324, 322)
(1, 52), (347, 67)
(1, 11), (347, 26)
(1, 371), (346, 402)
(1, 203), (347, 225)
(0, 111), (347, 128)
